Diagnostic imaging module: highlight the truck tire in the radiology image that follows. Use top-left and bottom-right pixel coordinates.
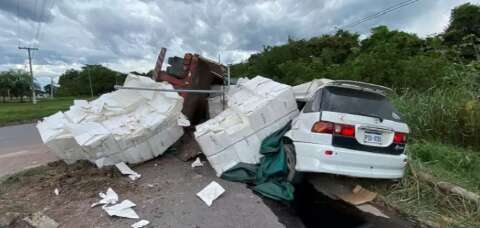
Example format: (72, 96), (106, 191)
(284, 142), (296, 182)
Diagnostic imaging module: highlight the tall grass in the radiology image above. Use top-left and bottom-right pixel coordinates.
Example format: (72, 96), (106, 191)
(391, 64), (480, 150)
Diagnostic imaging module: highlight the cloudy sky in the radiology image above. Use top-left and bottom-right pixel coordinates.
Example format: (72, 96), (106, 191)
(0, 0), (478, 86)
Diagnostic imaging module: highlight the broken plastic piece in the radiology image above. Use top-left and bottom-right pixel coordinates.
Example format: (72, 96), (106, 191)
(131, 219), (150, 228)
(91, 188), (118, 207)
(356, 204), (390, 218)
(103, 200), (139, 219)
(191, 157), (203, 168)
(115, 162), (141, 180)
(196, 181), (225, 207)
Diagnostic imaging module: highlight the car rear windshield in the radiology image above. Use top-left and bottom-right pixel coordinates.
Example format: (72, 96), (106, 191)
(321, 86), (403, 122)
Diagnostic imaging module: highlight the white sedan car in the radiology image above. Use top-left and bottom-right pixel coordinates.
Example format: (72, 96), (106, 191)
(284, 80), (409, 180)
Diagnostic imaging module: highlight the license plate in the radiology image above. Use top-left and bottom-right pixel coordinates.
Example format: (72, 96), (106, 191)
(364, 131), (382, 144)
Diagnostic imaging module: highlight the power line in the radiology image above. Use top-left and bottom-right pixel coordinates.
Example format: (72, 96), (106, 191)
(35, 0), (55, 49)
(16, 0), (20, 46)
(332, 0), (420, 33)
(33, 0), (47, 46)
(31, 0), (39, 46)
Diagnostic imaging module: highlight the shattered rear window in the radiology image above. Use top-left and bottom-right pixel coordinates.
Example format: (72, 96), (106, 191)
(320, 86), (403, 122)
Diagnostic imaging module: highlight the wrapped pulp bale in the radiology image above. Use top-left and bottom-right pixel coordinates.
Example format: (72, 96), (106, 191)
(195, 76), (299, 176)
(37, 74), (188, 166)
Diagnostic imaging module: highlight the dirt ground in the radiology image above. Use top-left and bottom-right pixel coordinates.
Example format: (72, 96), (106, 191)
(0, 151), (299, 228)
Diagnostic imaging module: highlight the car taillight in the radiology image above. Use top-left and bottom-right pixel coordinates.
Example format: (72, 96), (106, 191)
(311, 121), (355, 137)
(334, 124), (355, 137)
(393, 132), (407, 144)
(311, 121), (333, 133)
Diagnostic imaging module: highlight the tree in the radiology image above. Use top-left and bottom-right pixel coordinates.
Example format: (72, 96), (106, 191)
(0, 71), (15, 102)
(444, 3), (480, 46)
(58, 69), (81, 96)
(444, 3), (480, 61)
(44, 84), (58, 96)
(10, 70), (33, 102)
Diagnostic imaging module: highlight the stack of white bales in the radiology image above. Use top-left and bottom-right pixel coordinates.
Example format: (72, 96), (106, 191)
(36, 74), (187, 166)
(195, 76), (299, 176)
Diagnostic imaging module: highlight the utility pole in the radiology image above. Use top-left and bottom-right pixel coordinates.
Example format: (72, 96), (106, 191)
(50, 76), (54, 99)
(18, 46), (38, 104)
(88, 68), (94, 98)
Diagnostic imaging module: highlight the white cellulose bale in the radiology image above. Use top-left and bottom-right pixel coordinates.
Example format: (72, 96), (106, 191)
(36, 74), (187, 166)
(195, 76), (299, 176)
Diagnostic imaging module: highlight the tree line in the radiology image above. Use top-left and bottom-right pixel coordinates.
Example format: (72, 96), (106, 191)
(231, 3), (480, 92)
(57, 64), (127, 96)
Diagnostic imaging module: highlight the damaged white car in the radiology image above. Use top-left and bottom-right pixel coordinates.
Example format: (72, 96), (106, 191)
(284, 80), (409, 179)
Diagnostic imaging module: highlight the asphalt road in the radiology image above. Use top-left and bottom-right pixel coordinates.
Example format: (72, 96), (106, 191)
(0, 123), (57, 177)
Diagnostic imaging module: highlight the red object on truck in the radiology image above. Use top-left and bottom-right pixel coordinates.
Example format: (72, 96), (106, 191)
(153, 48), (225, 125)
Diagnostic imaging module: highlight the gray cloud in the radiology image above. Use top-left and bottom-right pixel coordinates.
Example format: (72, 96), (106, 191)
(0, 0), (479, 85)
(0, 0), (55, 22)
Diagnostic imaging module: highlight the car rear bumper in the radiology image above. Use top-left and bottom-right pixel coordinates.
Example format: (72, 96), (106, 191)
(292, 141), (407, 179)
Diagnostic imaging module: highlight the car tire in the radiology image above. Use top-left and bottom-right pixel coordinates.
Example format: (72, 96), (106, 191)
(284, 142), (296, 182)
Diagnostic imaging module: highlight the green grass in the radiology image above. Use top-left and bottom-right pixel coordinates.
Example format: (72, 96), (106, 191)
(410, 141), (480, 192)
(367, 142), (480, 227)
(0, 97), (82, 126)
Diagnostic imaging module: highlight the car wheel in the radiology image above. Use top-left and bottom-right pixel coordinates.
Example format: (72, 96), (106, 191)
(284, 142), (296, 182)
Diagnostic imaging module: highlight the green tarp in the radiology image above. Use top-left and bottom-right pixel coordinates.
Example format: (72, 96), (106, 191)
(221, 122), (294, 202)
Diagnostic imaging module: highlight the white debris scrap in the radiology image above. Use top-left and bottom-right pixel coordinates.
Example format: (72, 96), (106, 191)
(91, 188), (118, 207)
(54, 188), (59, 196)
(115, 162), (141, 180)
(356, 204), (390, 218)
(196, 181), (225, 207)
(195, 76), (299, 176)
(131, 219), (150, 228)
(103, 200), (139, 219)
(36, 74), (186, 166)
(177, 113), (191, 127)
(191, 157), (204, 168)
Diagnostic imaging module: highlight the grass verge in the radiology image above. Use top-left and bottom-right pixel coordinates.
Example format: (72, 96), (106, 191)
(0, 97), (82, 126)
(369, 142), (480, 227)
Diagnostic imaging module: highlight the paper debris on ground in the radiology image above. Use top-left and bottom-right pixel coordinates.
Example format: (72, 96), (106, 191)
(195, 76), (299, 176)
(91, 188), (118, 207)
(115, 162), (141, 180)
(196, 181), (225, 207)
(356, 204), (390, 218)
(103, 200), (139, 219)
(22, 212), (59, 228)
(36, 74), (186, 166)
(131, 219), (150, 228)
(54, 188), (59, 196)
(191, 157), (204, 168)
(338, 185), (377, 205)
